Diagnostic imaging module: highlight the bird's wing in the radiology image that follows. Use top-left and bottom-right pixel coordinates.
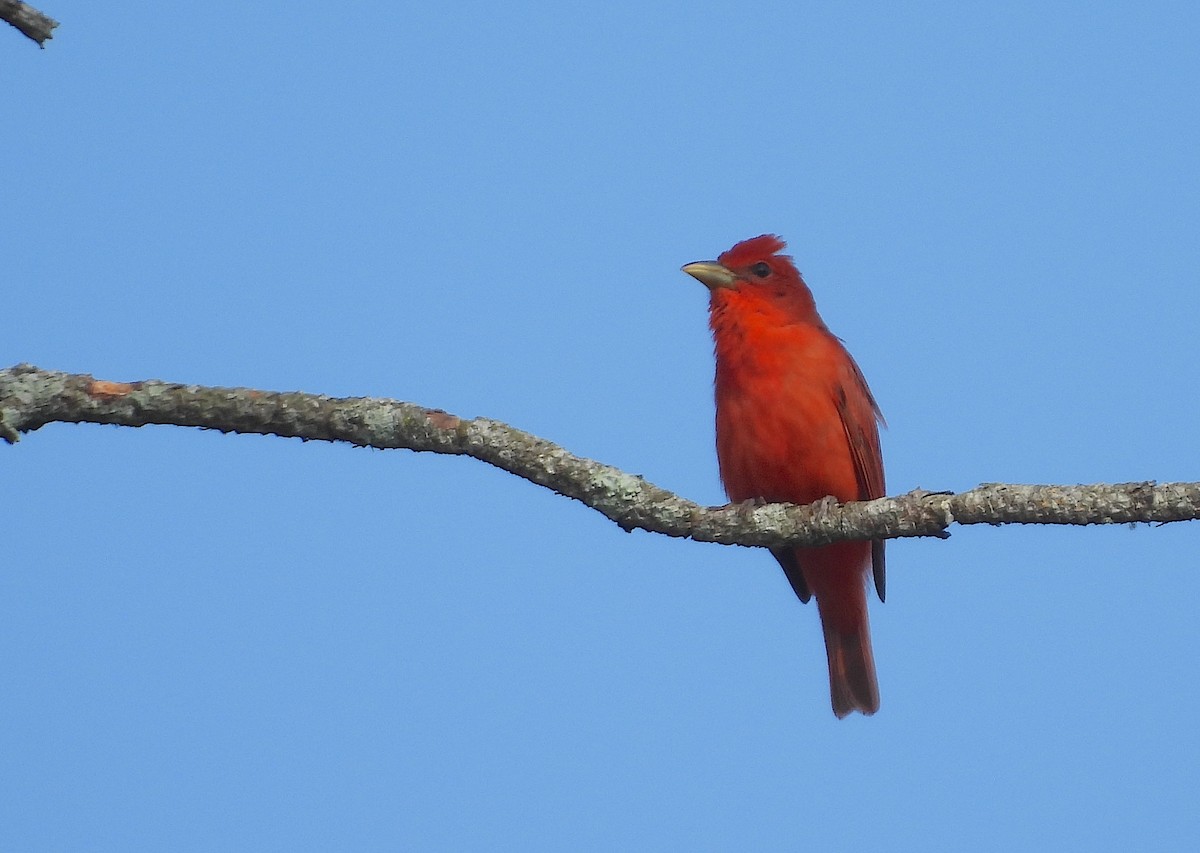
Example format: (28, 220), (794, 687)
(835, 351), (887, 602)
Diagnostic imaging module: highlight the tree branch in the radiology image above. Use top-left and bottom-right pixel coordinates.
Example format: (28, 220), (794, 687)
(0, 0), (58, 47)
(3, 363), (1198, 547)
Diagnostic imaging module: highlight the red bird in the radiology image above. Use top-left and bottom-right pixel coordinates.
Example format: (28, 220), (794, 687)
(683, 235), (886, 718)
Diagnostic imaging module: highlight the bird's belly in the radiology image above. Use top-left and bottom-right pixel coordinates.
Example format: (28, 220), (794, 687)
(715, 376), (859, 507)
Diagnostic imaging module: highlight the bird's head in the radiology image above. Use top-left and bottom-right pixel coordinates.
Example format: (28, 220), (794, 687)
(682, 234), (819, 326)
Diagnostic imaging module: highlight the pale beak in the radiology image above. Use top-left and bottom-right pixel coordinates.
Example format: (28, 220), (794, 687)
(681, 261), (738, 290)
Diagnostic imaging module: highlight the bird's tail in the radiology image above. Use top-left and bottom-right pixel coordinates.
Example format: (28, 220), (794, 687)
(817, 594), (880, 718)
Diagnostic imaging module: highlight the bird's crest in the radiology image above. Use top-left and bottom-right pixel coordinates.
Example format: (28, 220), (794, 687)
(718, 234), (788, 268)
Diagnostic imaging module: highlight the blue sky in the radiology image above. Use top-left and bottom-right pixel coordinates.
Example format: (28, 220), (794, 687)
(4, 2), (1199, 849)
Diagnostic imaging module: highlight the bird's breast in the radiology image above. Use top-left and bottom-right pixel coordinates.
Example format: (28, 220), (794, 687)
(713, 324), (860, 506)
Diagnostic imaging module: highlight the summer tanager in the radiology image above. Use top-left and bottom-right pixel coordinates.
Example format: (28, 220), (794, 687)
(682, 235), (885, 718)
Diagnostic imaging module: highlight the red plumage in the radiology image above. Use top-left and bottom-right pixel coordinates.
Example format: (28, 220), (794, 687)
(683, 235), (886, 718)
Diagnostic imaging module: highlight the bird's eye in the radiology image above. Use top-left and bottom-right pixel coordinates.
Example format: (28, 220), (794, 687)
(751, 262), (771, 278)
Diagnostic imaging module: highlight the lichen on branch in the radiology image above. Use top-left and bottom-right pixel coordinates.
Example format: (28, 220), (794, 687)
(3, 364), (1198, 547)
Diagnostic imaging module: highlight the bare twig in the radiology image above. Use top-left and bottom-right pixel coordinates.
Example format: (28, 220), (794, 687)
(0, 0), (58, 47)
(3, 363), (1198, 547)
